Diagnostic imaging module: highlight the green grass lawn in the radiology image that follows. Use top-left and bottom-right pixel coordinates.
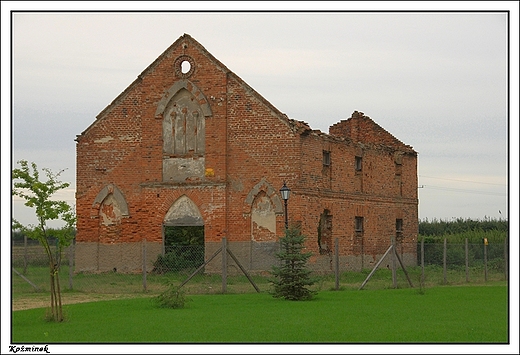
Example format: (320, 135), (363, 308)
(12, 284), (508, 343)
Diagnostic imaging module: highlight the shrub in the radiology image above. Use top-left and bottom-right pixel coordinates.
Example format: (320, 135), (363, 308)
(155, 282), (190, 309)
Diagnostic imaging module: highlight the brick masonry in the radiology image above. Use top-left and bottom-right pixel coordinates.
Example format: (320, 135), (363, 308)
(75, 34), (418, 273)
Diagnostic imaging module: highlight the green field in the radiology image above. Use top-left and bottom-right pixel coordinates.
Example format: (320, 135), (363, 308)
(12, 284), (508, 344)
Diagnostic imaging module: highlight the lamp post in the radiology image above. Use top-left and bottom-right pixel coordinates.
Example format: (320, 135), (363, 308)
(280, 182), (291, 229)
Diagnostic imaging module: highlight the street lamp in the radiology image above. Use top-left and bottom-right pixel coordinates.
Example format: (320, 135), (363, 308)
(280, 182), (291, 229)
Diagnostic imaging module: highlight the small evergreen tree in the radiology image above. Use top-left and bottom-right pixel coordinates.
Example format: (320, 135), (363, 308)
(270, 227), (317, 301)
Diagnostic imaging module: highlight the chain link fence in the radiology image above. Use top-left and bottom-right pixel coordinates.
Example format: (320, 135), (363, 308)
(12, 237), (508, 296)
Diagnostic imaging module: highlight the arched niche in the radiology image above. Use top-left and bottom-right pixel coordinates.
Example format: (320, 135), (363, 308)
(244, 178), (283, 214)
(91, 184), (129, 218)
(156, 79), (213, 183)
(245, 179), (284, 242)
(155, 79), (212, 119)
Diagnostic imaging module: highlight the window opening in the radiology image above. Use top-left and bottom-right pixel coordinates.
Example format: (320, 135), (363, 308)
(355, 156), (362, 171)
(323, 151), (331, 166)
(395, 162), (402, 176)
(181, 60), (191, 74)
(396, 218), (404, 243)
(318, 210), (333, 255)
(355, 216), (364, 233)
(396, 219), (403, 232)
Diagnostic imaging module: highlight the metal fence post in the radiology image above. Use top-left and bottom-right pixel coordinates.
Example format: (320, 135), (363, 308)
(142, 239), (147, 291)
(465, 238), (469, 283)
(222, 238), (227, 294)
(334, 238), (339, 290)
(484, 240), (488, 282)
(391, 237), (397, 288)
(443, 238), (447, 285)
(420, 236), (425, 287)
(504, 238), (508, 281)
(23, 234), (28, 275)
(68, 244), (74, 290)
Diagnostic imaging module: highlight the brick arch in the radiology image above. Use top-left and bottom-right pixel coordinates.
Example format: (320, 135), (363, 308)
(154, 79), (212, 119)
(164, 194), (204, 227)
(160, 190), (205, 224)
(160, 189), (203, 213)
(90, 184), (129, 218)
(244, 178), (283, 214)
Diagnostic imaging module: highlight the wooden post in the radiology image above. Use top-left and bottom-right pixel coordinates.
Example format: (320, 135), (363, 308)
(222, 238), (227, 294)
(391, 237), (397, 288)
(335, 238), (339, 290)
(443, 238), (447, 285)
(465, 238), (469, 283)
(421, 236), (425, 287)
(68, 244), (74, 290)
(142, 239), (147, 292)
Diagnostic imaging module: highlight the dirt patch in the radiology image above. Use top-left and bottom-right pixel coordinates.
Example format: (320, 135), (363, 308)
(12, 293), (154, 311)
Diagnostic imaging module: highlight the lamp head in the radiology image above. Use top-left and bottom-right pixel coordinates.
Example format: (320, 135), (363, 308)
(280, 182), (291, 201)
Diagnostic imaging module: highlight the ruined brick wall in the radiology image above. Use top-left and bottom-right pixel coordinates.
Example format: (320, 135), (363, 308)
(75, 34), (418, 273)
(288, 119), (418, 271)
(225, 73), (301, 242)
(76, 36), (232, 271)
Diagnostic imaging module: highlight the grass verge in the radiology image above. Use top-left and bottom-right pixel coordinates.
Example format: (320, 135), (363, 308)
(12, 284), (507, 343)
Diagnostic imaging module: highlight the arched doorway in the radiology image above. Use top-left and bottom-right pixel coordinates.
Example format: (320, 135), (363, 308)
(158, 195), (204, 273)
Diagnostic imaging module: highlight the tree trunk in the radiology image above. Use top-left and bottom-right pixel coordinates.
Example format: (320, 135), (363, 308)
(55, 268), (63, 321)
(45, 241), (64, 322)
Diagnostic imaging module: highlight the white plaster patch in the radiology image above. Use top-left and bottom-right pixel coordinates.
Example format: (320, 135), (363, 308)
(94, 136), (114, 143)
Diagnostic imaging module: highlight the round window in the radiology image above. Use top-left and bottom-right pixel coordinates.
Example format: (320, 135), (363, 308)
(181, 60), (191, 74)
(175, 55), (195, 78)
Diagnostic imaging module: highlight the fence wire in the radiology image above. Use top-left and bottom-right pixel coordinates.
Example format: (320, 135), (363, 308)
(12, 239), (508, 296)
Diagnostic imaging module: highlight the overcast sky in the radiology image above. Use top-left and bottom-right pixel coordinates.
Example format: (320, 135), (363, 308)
(3, 4), (518, 229)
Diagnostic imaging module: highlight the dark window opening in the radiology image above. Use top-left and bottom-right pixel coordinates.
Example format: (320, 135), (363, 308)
(355, 216), (364, 233)
(355, 156), (362, 171)
(395, 162), (402, 176)
(396, 219), (404, 243)
(323, 151), (331, 166)
(318, 210), (333, 255)
(396, 219), (403, 232)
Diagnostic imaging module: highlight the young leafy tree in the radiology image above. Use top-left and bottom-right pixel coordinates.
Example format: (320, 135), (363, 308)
(270, 227), (317, 301)
(12, 160), (76, 322)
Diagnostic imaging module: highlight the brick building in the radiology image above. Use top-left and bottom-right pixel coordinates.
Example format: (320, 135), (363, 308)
(75, 34), (418, 273)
